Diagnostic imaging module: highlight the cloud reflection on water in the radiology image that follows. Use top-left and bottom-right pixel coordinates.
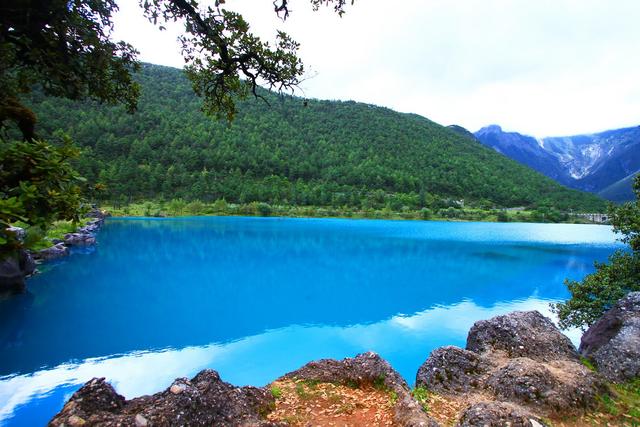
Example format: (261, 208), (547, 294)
(0, 295), (579, 424)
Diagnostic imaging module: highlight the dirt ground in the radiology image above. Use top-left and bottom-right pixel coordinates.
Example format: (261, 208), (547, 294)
(267, 378), (396, 426)
(267, 379), (640, 427)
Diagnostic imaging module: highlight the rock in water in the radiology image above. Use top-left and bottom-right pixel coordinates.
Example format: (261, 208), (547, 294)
(64, 232), (97, 246)
(33, 211), (106, 263)
(34, 243), (69, 260)
(466, 310), (579, 362)
(0, 255), (26, 293)
(0, 250), (35, 293)
(21, 250), (36, 276)
(579, 292), (640, 382)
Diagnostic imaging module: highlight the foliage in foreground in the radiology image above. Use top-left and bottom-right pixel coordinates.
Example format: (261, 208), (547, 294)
(0, 0), (347, 258)
(555, 177), (640, 329)
(555, 251), (640, 329)
(0, 136), (85, 255)
(1, 0), (348, 129)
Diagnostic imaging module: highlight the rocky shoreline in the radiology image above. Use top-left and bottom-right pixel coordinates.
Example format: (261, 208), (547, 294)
(49, 293), (640, 426)
(0, 208), (109, 294)
(33, 208), (109, 262)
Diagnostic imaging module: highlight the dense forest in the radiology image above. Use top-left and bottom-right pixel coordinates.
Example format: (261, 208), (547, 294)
(25, 64), (605, 213)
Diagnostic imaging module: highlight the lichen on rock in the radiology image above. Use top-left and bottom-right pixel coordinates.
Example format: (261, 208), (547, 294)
(415, 346), (493, 393)
(579, 291), (640, 383)
(417, 310), (608, 419)
(485, 358), (606, 412)
(456, 401), (545, 427)
(466, 310), (579, 362)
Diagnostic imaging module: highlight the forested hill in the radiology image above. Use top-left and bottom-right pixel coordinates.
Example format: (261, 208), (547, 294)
(26, 64), (605, 212)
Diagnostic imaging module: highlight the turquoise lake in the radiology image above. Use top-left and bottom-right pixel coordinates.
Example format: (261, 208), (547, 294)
(0, 217), (622, 425)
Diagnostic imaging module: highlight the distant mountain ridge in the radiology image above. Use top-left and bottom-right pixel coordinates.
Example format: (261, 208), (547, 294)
(473, 125), (640, 202)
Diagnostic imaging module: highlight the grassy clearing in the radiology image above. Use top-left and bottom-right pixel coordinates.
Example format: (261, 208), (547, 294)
(101, 199), (599, 224)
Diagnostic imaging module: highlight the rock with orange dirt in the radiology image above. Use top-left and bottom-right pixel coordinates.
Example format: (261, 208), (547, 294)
(49, 353), (438, 427)
(416, 310), (609, 424)
(278, 352), (439, 426)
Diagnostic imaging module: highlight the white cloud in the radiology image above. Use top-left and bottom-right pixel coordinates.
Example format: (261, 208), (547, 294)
(112, 0), (640, 136)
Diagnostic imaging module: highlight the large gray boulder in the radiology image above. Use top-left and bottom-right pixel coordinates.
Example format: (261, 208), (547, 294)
(49, 371), (276, 427)
(64, 232), (96, 246)
(79, 219), (102, 233)
(0, 256), (25, 293)
(0, 250), (35, 293)
(21, 250), (35, 276)
(34, 243), (69, 260)
(416, 346), (493, 392)
(485, 358), (606, 413)
(282, 351), (407, 391)
(466, 310), (579, 362)
(579, 292), (640, 382)
(417, 311), (608, 418)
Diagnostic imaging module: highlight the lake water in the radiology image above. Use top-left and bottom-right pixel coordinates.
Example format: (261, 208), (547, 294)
(0, 217), (622, 426)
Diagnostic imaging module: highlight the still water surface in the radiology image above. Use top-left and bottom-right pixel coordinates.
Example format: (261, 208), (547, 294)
(0, 217), (622, 425)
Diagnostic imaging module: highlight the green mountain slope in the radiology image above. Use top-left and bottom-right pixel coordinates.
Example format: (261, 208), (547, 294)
(598, 171), (638, 203)
(25, 64), (605, 211)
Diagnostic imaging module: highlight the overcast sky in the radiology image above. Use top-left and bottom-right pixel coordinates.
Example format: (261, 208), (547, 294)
(113, 0), (640, 137)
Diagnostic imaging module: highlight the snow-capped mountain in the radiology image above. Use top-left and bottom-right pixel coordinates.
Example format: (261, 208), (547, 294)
(474, 125), (570, 185)
(473, 125), (640, 202)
